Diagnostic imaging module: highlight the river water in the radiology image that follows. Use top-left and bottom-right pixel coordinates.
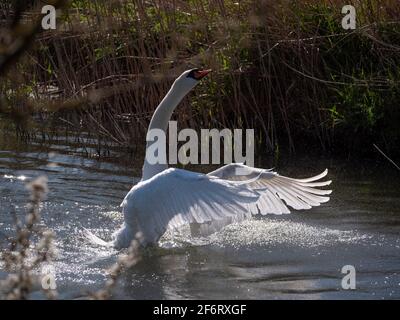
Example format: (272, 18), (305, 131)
(0, 137), (399, 299)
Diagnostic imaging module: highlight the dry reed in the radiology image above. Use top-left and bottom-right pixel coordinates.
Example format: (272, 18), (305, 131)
(1, 0), (399, 158)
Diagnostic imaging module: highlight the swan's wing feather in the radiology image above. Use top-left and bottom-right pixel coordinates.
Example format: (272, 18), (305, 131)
(207, 163), (271, 181)
(208, 163), (331, 215)
(132, 168), (259, 233)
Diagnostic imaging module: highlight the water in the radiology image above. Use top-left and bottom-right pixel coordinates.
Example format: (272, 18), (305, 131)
(1, 139), (399, 299)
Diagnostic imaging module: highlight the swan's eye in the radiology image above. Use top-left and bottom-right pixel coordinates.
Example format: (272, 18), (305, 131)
(187, 69), (199, 80)
(187, 69), (211, 80)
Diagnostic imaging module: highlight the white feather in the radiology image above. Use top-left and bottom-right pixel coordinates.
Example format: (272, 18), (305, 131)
(208, 163), (331, 215)
(116, 168), (260, 247)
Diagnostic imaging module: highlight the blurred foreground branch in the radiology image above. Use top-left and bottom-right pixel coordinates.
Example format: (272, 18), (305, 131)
(0, 0), (68, 77)
(0, 176), (57, 300)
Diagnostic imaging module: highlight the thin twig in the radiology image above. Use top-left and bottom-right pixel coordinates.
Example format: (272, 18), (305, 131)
(373, 144), (400, 171)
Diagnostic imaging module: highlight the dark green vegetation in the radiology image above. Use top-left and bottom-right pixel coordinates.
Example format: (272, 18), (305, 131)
(1, 0), (399, 159)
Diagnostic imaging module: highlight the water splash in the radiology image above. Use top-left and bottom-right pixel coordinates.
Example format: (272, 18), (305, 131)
(159, 218), (372, 249)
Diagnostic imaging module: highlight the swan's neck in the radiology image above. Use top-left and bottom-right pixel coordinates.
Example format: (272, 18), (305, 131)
(142, 82), (187, 181)
(148, 83), (186, 132)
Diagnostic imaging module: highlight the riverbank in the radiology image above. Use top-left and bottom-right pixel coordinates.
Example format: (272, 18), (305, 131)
(0, 0), (399, 159)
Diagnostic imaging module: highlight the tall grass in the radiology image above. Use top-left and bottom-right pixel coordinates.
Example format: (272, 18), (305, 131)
(1, 0), (400, 158)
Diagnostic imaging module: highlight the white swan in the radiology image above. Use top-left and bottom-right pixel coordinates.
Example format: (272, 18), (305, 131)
(104, 69), (332, 248)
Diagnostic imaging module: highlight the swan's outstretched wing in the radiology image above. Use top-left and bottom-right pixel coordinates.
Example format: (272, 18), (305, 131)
(208, 163), (271, 180)
(121, 168), (260, 236)
(208, 163), (332, 215)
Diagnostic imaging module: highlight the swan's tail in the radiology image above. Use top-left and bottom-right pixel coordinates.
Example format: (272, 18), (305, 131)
(83, 228), (113, 247)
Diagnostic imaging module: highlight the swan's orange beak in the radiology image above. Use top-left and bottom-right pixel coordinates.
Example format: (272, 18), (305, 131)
(194, 69), (212, 80)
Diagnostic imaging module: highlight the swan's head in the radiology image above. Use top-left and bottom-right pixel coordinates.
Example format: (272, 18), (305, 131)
(172, 68), (211, 93)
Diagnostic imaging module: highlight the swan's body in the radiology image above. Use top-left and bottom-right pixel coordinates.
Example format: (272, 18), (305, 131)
(110, 69), (332, 248)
